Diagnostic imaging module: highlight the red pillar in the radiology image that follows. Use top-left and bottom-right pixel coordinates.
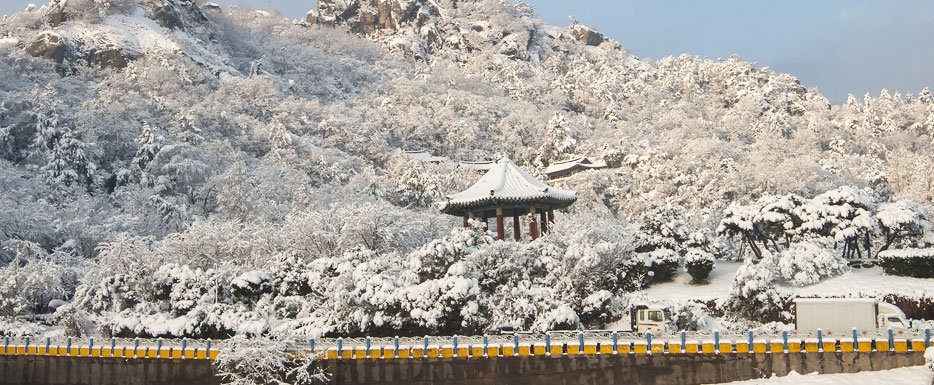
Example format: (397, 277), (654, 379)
(495, 208), (505, 241)
(548, 209), (555, 223)
(540, 210), (548, 234)
(463, 214), (469, 228)
(513, 214), (521, 241)
(529, 208), (539, 240)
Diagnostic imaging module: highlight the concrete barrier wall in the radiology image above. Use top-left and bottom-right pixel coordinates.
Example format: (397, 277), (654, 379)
(319, 351), (927, 385)
(0, 356), (219, 385)
(3, 350), (922, 385)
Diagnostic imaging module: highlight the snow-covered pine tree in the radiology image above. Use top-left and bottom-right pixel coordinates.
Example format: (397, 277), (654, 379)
(41, 127), (96, 189)
(27, 84), (96, 189)
(216, 156), (255, 223)
(133, 123), (161, 174)
(876, 200), (929, 254)
(536, 112), (576, 167)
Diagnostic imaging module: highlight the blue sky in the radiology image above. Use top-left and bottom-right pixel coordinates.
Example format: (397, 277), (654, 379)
(3, 1), (932, 103)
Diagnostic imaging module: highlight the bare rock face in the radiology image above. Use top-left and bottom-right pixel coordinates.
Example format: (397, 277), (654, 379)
(45, 0), (67, 26)
(150, 0), (208, 31)
(25, 31), (66, 63)
(88, 46), (140, 69)
(570, 25), (605, 47)
(203, 2), (222, 13)
(26, 32), (140, 69)
(307, 0), (436, 34)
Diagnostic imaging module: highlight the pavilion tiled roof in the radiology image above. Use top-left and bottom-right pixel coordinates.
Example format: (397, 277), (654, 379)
(544, 156), (607, 177)
(440, 157), (576, 215)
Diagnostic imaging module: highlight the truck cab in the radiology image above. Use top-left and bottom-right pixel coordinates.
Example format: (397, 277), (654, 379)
(877, 302), (910, 329)
(631, 305), (676, 333)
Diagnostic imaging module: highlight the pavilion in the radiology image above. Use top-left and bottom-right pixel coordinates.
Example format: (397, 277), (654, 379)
(544, 156), (607, 183)
(440, 157), (577, 240)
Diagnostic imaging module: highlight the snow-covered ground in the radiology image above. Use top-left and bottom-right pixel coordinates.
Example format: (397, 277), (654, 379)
(790, 266), (934, 299)
(643, 262), (934, 302)
(721, 365), (932, 384)
(641, 262), (740, 302)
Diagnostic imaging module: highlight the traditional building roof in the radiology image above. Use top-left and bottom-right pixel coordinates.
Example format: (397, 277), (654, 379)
(404, 150), (448, 163)
(458, 160), (496, 172)
(440, 157), (577, 216)
(544, 157), (607, 179)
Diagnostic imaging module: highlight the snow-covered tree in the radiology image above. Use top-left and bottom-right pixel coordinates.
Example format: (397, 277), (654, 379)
(216, 157), (255, 223)
(24, 84), (96, 188)
(684, 249), (715, 284)
(0, 240), (72, 317)
(133, 123), (161, 174)
(808, 186), (878, 259)
(535, 112), (576, 166)
(41, 128), (96, 188)
(876, 200), (929, 253)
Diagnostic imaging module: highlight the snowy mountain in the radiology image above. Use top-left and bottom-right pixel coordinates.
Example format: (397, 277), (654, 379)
(0, 0), (933, 339)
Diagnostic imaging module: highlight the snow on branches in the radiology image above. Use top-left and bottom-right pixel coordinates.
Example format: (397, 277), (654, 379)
(718, 186), (928, 260)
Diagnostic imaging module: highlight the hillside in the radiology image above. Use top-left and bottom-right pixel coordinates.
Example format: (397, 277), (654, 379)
(0, 0), (933, 339)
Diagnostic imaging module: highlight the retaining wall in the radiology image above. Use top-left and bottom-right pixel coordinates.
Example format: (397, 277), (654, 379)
(0, 355), (218, 385)
(318, 351), (926, 385)
(1, 350), (926, 385)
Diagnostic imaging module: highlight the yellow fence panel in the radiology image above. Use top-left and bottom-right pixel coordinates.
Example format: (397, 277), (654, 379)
(893, 340), (908, 352)
(876, 341), (890, 352)
(632, 343), (647, 354)
(685, 342), (700, 354)
(617, 343), (631, 354)
(752, 342), (767, 354)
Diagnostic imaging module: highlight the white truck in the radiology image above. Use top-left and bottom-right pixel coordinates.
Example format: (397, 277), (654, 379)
(794, 298), (910, 331)
(628, 304), (677, 333)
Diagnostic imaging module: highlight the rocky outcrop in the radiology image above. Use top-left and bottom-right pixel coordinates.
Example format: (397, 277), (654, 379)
(26, 30), (140, 69)
(307, 0), (437, 34)
(45, 0), (67, 26)
(570, 25), (605, 47)
(150, 0), (208, 31)
(87, 45), (140, 69)
(203, 2), (222, 13)
(25, 31), (66, 63)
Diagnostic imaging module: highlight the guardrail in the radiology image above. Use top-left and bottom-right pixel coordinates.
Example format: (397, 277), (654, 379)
(0, 336), (219, 360)
(1, 328), (930, 360)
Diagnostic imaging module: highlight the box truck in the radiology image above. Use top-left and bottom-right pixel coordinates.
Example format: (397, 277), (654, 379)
(794, 298), (910, 331)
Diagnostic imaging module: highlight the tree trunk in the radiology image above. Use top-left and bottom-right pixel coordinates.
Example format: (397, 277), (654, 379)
(742, 230), (762, 259)
(877, 230), (901, 255)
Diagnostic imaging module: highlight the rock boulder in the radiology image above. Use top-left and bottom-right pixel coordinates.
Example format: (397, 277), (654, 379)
(25, 31), (66, 63)
(307, 0), (432, 34)
(570, 25), (605, 47)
